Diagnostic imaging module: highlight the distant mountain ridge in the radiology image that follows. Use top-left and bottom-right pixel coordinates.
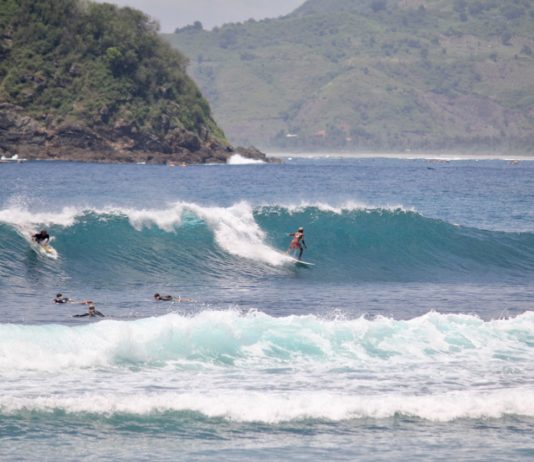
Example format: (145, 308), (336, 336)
(0, 0), (267, 163)
(165, 0), (534, 152)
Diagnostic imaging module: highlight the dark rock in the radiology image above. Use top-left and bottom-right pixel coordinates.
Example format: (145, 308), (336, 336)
(235, 145), (279, 163)
(53, 124), (109, 151)
(0, 104), (272, 164)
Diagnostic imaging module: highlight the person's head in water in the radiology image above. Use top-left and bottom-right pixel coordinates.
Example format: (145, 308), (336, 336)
(56, 293), (62, 298)
(88, 305), (96, 314)
(298, 227), (304, 232)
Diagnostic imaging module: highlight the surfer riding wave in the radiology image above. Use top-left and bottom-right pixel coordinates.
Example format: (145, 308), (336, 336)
(32, 229), (50, 245)
(287, 227), (307, 260)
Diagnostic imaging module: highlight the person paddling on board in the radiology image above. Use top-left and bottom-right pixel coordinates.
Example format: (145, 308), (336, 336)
(154, 293), (194, 302)
(287, 227), (307, 260)
(73, 304), (105, 318)
(32, 229), (50, 245)
(54, 293), (70, 304)
(54, 293), (93, 305)
(154, 293), (173, 301)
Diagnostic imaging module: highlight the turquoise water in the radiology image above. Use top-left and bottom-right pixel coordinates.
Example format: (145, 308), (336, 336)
(0, 157), (533, 461)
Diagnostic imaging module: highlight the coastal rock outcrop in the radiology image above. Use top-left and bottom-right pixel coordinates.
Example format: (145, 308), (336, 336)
(0, 104), (270, 163)
(0, 0), (271, 165)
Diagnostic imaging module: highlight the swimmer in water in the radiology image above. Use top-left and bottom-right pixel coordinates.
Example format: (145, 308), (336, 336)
(54, 294), (93, 305)
(54, 293), (70, 304)
(154, 293), (194, 302)
(73, 305), (105, 318)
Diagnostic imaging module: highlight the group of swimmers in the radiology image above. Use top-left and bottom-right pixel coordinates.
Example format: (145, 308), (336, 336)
(54, 292), (195, 318)
(53, 294), (104, 317)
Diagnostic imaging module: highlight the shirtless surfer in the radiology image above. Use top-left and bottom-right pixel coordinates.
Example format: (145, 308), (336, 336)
(287, 227), (307, 260)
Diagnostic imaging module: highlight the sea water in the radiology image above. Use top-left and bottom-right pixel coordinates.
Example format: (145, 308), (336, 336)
(0, 156), (533, 461)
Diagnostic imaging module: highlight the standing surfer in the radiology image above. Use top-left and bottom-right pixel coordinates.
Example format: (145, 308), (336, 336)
(287, 227), (307, 260)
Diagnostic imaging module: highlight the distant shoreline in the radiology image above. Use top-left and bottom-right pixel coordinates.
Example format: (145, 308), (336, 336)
(267, 151), (534, 161)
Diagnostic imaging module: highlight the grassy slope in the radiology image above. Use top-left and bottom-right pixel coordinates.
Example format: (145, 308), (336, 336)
(164, 0), (534, 152)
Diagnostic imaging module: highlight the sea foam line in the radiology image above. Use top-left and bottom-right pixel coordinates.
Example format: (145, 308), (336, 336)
(0, 311), (532, 372)
(1, 389), (533, 423)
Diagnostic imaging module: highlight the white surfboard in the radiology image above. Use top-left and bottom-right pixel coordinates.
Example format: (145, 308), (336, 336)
(31, 241), (58, 260)
(288, 257), (315, 267)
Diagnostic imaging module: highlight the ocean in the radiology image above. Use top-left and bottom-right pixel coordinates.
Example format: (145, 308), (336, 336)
(0, 155), (533, 461)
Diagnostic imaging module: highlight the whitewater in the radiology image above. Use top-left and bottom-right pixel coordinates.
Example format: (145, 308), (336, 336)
(0, 157), (533, 461)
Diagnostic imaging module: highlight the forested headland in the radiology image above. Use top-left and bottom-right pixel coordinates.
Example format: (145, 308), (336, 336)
(0, 0), (266, 163)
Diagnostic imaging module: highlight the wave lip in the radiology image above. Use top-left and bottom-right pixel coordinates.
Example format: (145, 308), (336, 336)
(0, 205), (80, 228)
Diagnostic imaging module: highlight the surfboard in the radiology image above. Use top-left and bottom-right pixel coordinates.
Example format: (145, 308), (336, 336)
(31, 241), (58, 260)
(289, 257), (315, 267)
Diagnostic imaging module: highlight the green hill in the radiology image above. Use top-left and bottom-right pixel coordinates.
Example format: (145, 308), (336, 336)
(165, 0), (534, 153)
(0, 0), (266, 163)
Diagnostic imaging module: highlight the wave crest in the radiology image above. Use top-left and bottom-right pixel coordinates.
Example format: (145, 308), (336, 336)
(2, 202), (534, 282)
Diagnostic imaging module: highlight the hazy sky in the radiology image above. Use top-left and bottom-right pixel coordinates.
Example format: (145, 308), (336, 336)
(96, 0), (306, 32)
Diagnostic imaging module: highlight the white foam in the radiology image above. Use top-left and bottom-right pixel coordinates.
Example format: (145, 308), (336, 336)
(0, 205), (80, 228)
(187, 201), (286, 265)
(0, 199), (411, 230)
(264, 200), (411, 215)
(119, 201), (287, 265)
(1, 389), (532, 423)
(118, 204), (185, 233)
(227, 154), (266, 165)
(267, 151), (534, 162)
(1, 312), (533, 423)
(1, 311), (532, 371)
